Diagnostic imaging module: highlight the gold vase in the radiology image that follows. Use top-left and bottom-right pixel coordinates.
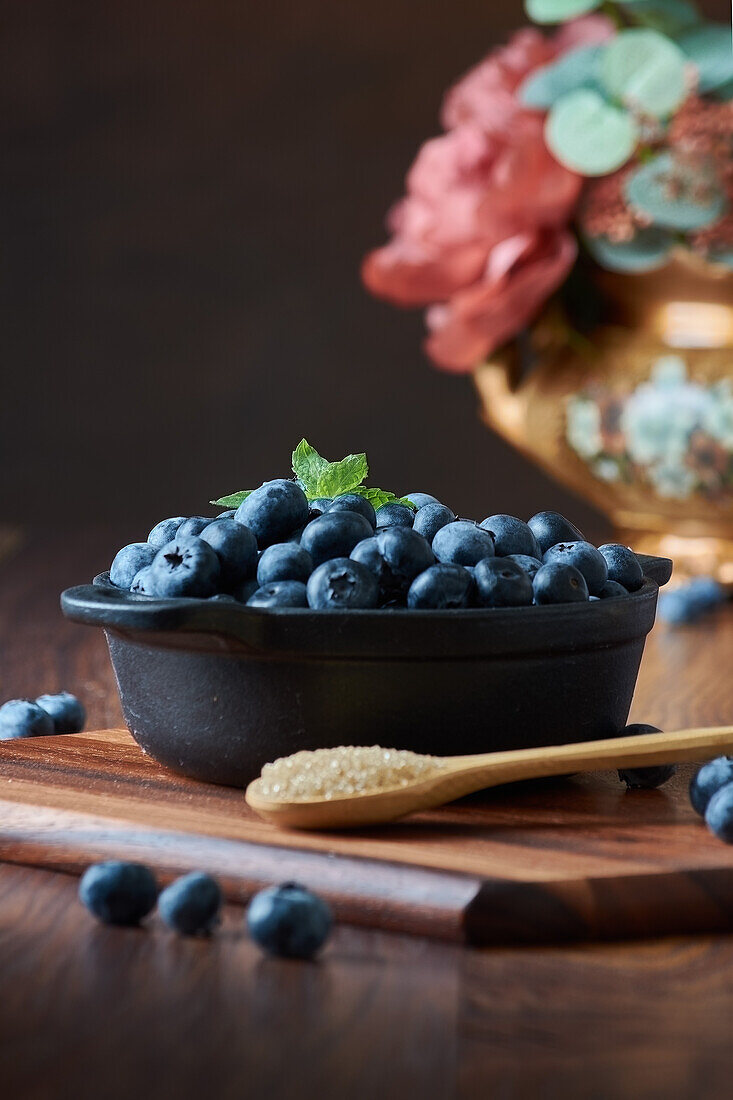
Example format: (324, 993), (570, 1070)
(474, 252), (733, 581)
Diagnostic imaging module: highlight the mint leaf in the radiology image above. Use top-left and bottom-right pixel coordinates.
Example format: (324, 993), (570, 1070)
(291, 439), (329, 496)
(209, 490), (252, 508)
(315, 452), (369, 498)
(351, 486), (415, 510)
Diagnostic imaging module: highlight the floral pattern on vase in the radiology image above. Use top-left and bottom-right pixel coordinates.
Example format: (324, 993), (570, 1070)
(565, 356), (733, 502)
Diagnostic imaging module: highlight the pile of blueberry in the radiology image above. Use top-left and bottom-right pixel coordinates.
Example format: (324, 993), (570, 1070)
(0, 692), (85, 741)
(110, 484), (646, 611)
(79, 861), (332, 957)
(690, 757), (733, 843)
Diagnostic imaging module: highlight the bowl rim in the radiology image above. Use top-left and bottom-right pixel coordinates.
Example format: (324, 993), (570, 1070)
(60, 558), (670, 660)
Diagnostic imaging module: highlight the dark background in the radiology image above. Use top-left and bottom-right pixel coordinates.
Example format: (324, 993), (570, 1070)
(1, 0), (728, 532)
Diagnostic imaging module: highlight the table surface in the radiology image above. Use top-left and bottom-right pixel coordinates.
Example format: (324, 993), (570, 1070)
(2, 527), (733, 1100)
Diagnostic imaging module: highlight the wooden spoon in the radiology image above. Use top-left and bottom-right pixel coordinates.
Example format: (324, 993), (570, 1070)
(245, 725), (733, 831)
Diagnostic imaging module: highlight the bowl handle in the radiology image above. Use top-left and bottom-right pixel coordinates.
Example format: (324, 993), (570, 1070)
(635, 554), (673, 587)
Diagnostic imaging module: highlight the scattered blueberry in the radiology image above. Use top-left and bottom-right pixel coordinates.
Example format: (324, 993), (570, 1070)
(407, 564), (474, 609)
(35, 692), (85, 735)
(474, 557), (534, 608)
(257, 543), (314, 586)
(405, 492), (440, 510)
(527, 511), (585, 554)
(79, 861), (158, 926)
(246, 882), (333, 959)
(615, 724), (676, 788)
(532, 562), (589, 604)
(149, 537), (221, 598)
(200, 518), (258, 589)
(506, 554), (542, 579)
(235, 480), (310, 548)
(432, 521), (495, 567)
(599, 579), (628, 599)
(658, 577), (725, 625)
(598, 544), (643, 592)
(247, 581), (308, 608)
(0, 699), (55, 740)
(375, 503), (414, 529)
(300, 511), (374, 568)
(307, 558), (379, 610)
(479, 515), (540, 559)
(542, 541), (608, 596)
(326, 494), (377, 528)
(147, 517), (187, 549)
(690, 757), (733, 816)
(176, 516), (214, 540)
(350, 527), (434, 597)
(110, 543), (157, 589)
(705, 783), (733, 843)
(412, 503), (456, 544)
(158, 872), (222, 936)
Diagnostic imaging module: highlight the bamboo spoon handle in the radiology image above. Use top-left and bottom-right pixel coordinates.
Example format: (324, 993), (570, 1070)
(435, 725), (733, 804)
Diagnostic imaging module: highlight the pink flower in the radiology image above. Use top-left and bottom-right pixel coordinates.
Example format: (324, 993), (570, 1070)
(424, 228), (577, 372)
(442, 15), (613, 132)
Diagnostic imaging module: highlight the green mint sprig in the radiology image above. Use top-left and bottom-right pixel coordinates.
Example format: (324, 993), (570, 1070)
(210, 439), (413, 510)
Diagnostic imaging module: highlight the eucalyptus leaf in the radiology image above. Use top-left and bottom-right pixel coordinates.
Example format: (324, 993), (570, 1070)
(210, 490), (252, 508)
(545, 89), (638, 175)
(601, 28), (686, 117)
(525, 0), (601, 22)
(583, 227), (673, 272)
(677, 24), (733, 93)
(520, 46), (602, 109)
(625, 153), (727, 230)
(619, 0), (700, 36)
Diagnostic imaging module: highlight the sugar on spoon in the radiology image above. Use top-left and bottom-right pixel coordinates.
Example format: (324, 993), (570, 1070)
(245, 725), (733, 830)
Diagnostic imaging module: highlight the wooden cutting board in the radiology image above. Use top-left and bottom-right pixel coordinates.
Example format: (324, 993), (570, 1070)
(1, 728), (732, 945)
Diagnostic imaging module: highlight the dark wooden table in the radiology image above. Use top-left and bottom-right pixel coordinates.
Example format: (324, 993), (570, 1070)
(1, 528), (733, 1100)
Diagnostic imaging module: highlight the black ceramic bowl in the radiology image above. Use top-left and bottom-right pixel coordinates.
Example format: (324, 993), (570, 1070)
(61, 555), (672, 787)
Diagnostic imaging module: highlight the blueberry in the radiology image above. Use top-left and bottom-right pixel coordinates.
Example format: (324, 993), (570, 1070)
(158, 872), (222, 936)
(326, 494), (377, 528)
(412, 503), (456, 544)
(527, 511), (585, 554)
(246, 882), (332, 959)
(532, 562), (589, 604)
(375, 503), (414, 529)
(432, 521), (495, 567)
(307, 498), (332, 518)
(149, 537), (221, 598)
(35, 692), (85, 734)
(0, 699), (55, 740)
(217, 509), (236, 519)
(257, 543), (313, 586)
(659, 577), (725, 625)
(474, 557), (534, 608)
(690, 757), (733, 816)
(300, 511), (374, 568)
(705, 783), (733, 843)
(599, 580), (628, 599)
(407, 564), (474, 609)
(404, 492), (440, 509)
(209, 593), (238, 602)
(110, 543), (157, 589)
(307, 558), (380, 610)
(598, 544), (643, 592)
(234, 480), (309, 548)
(506, 554), (542, 579)
(543, 541), (608, 596)
(479, 515), (540, 559)
(350, 527), (435, 596)
(176, 516), (214, 539)
(200, 518), (258, 588)
(147, 517), (187, 549)
(232, 577), (260, 604)
(615, 724), (675, 788)
(79, 861), (158, 926)
(247, 581), (308, 608)
(130, 566), (156, 595)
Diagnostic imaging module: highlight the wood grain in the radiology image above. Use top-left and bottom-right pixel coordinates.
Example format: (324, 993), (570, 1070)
(3, 726), (733, 945)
